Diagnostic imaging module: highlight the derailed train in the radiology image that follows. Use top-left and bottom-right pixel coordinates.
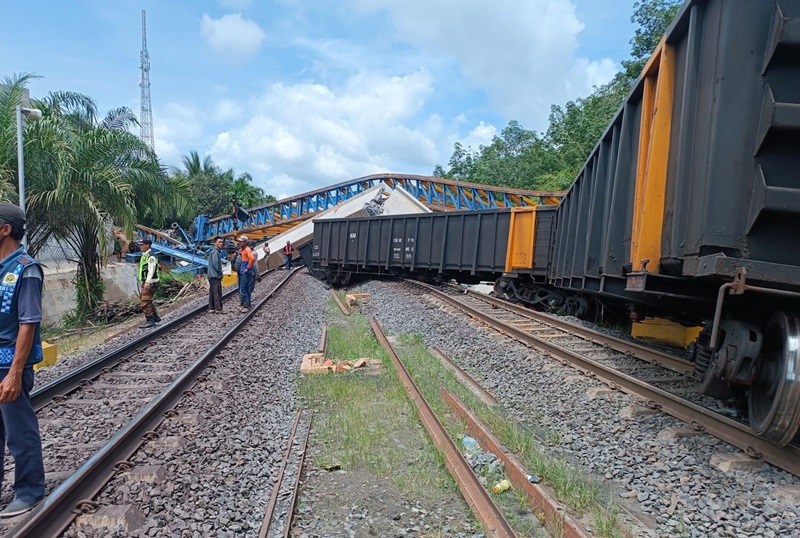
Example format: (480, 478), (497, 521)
(305, 0), (800, 446)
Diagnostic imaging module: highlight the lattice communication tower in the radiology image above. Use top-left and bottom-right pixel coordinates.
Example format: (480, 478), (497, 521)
(139, 9), (155, 150)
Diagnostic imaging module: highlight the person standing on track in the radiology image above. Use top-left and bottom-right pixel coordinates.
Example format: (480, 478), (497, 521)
(137, 238), (161, 329)
(207, 236), (224, 314)
(0, 203), (45, 517)
(263, 243), (271, 271)
(249, 240), (259, 293)
(283, 240), (294, 270)
(237, 235), (255, 311)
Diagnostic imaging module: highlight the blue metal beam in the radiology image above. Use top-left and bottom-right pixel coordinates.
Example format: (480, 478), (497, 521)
(149, 243), (209, 269)
(193, 173), (564, 243)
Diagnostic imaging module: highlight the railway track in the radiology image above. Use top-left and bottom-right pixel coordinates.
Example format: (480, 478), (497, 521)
(258, 410), (311, 538)
(1, 268), (300, 537)
(407, 280), (800, 478)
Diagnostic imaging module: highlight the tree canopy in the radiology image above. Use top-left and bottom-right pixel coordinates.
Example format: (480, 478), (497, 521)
(171, 150), (276, 223)
(0, 73), (193, 320)
(434, 0), (682, 192)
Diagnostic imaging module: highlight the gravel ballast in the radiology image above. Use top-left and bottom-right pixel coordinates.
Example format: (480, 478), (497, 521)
(353, 279), (800, 538)
(61, 271), (328, 537)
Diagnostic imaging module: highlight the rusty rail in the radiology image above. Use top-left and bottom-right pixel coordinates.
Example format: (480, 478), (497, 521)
(419, 285), (800, 478)
(31, 286), (235, 411)
(259, 409), (311, 538)
(370, 318), (517, 538)
(7, 268), (301, 538)
(318, 325), (328, 354)
(282, 416), (310, 538)
(330, 289), (350, 315)
(259, 411), (301, 538)
(430, 280), (693, 375)
(441, 390), (591, 538)
(430, 347), (497, 406)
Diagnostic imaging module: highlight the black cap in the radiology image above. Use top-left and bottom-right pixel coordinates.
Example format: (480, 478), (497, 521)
(0, 203), (26, 230)
(137, 237), (153, 245)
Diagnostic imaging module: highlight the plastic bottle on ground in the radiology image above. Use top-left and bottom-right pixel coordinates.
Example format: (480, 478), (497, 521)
(462, 435), (479, 456)
(492, 479), (511, 494)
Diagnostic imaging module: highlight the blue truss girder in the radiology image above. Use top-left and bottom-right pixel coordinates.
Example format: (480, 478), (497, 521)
(193, 174), (563, 242)
(149, 243), (209, 268)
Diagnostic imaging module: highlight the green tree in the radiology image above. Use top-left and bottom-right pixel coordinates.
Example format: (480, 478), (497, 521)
(544, 77), (630, 184)
(468, 121), (552, 189)
(174, 151), (277, 218)
(228, 171), (275, 208)
(432, 0), (682, 192)
(1, 73), (191, 320)
(173, 151), (231, 217)
(622, 0), (682, 80)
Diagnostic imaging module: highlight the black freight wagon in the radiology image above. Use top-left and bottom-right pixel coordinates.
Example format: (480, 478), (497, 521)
(307, 0), (800, 445)
(309, 210), (516, 285)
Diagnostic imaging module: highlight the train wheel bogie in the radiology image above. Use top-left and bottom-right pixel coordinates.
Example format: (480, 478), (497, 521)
(748, 312), (800, 446)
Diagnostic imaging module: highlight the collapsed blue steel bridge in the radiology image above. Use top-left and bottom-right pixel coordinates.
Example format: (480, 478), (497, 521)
(191, 174), (563, 243)
(135, 173), (564, 271)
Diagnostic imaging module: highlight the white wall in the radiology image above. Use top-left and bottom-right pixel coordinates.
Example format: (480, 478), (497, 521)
(42, 263), (140, 326)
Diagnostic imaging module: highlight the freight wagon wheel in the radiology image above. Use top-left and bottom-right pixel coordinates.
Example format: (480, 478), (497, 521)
(748, 312), (800, 446)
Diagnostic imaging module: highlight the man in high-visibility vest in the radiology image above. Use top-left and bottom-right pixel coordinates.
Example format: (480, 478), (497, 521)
(0, 203), (45, 517)
(137, 238), (161, 329)
(283, 241), (294, 270)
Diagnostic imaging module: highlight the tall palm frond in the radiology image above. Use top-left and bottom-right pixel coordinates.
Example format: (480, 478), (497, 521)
(181, 150), (218, 176)
(102, 107), (139, 131)
(0, 74), (193, 317)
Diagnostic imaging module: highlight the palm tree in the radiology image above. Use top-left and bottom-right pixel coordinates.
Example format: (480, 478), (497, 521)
(229, 172), (272, 208)
(1, 73), (192, 320)
(180, 150), (218, 177)
(174, 151), (231, 217)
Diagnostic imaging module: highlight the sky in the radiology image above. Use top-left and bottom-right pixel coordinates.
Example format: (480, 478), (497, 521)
(1, 0), (637, 200)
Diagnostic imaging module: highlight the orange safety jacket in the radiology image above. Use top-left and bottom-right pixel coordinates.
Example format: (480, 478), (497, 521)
(239, 246), (255, 273)
(283, 244), (293, 255)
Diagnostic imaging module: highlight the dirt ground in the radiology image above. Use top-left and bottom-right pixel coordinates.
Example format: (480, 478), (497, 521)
(291, 437), (484, 538)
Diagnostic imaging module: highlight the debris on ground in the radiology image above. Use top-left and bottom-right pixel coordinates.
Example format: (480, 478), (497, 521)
(461, 435), (507, 490)
(300, 353), (377, 375)
(346, 293), (370, 306)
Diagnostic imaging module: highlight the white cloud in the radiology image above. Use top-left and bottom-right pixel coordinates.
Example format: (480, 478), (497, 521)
(583, 58), (619, 89)
(350, 0), (618, 130)
(212, 99), (244, 123)
(158, 1), (626, 198)
(462, 122), (497, 149)
(200, 13), (266, 61)
(153, 103), (206, 168)
(208, 70), (439, 195)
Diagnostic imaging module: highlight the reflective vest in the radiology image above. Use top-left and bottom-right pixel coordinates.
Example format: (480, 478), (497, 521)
(0, 248), (43, 368)
(284, 244), (293, 255)
(139, 251), (160, 282)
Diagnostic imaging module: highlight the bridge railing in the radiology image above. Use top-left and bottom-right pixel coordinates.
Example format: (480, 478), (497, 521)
(193, 174), (564, 243)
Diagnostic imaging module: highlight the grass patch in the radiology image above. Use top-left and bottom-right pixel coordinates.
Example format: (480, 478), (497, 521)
(298, 311), (456, 498)
(391, 331), (630, 538)
(300, 301), (629, 537)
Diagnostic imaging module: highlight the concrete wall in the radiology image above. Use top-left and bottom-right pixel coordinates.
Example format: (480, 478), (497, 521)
(42, 263), (140, 326)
